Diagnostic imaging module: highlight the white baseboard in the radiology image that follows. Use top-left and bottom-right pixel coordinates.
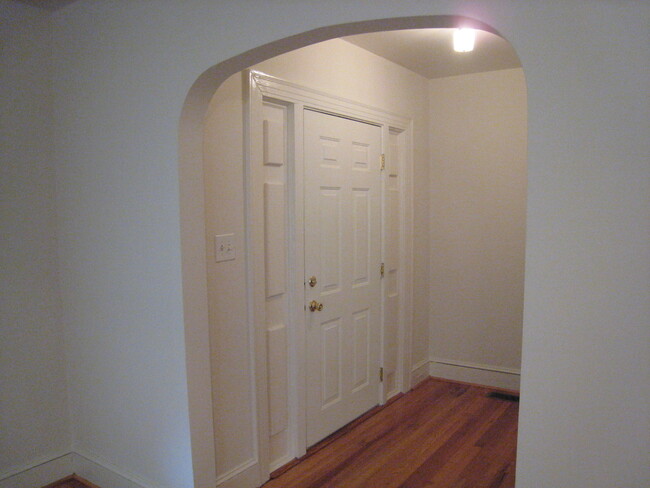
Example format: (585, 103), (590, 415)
(268, 454), (293, 474)
(215, 460), (261, 488)
(0, 452), (73, 488)
(410, 358), (430, 388)
(0, 450), (155, 488)
(429, 357), (520, 391)
(72, 450), (152, 488)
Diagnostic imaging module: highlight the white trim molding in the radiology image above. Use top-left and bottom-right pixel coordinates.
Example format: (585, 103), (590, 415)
(71, 450), (155, 488)
(0, 452), (73, 488)
(410, 358), (430, 388)
(429, 357), (520, 391)
(214, 457), (259, 486)
(251, 71), (412, 130)
(0, 450), (157, 488)
(268, 453), (294, 475)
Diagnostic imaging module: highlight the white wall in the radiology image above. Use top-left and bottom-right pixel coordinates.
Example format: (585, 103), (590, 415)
(0, 0), (70, 479)
(50, 3), (194, 487)
(516, 5), (649, 485)
(428, 68), (527, 388)
(0, 1), (644, 488)
(203, 38), (429, 480)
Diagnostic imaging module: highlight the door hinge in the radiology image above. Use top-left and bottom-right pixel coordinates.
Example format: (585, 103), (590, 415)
(380, 367), (384, 382)
(380, 153), (386, 171)
(380, 262), (385, 278)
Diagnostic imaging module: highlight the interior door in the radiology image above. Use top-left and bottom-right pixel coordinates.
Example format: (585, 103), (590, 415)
(303, 109), (382, 447)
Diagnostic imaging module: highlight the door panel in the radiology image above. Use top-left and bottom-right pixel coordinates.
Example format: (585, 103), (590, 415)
(321, 318), (342, 408)
(351, 308), (370, 391)
(304, 109), (382, 447)
(352, 189), (370, 285)
(318, 188), (342, 293)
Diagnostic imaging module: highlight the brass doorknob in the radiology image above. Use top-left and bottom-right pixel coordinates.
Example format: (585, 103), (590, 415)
(309, 300), (324, 312)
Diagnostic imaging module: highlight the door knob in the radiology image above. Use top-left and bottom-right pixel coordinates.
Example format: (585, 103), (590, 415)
(309, 300), (324, 312)
(308, 276), (317, 287)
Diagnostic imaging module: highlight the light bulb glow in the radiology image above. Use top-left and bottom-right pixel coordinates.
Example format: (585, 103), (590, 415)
(453, 28), (475, 52)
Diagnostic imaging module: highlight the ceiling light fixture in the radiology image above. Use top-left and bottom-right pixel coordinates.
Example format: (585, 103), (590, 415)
(453, 28), (475, 53)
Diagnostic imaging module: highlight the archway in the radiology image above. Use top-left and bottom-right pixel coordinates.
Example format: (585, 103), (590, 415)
(179, 15), (525, 488)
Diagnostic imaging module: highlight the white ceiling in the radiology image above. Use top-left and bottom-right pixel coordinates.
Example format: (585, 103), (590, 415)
(343, 28), (521, 80)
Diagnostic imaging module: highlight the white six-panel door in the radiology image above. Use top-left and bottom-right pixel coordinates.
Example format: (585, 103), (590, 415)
(303, 109), (382, 447)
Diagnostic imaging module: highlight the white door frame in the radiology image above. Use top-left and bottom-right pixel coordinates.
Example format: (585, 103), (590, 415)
(244, 69), (414, 474)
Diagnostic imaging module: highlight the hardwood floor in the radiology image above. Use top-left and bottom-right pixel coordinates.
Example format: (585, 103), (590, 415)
(263, 378), (518, 488)
(44, 474), (98, 488)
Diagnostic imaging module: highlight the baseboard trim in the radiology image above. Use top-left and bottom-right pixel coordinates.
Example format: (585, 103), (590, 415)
(428, 358), (520, 391)
(71, 450), (153, 488)
(0, 452), (74, 488)
(268, 454), (294, 475)
(215, 460), (260, 488)
(0, 449), (162, 488)
(410, 358), (430, 388)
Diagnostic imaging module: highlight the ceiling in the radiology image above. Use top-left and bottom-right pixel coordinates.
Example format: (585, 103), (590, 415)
(343, 28), (521, 79)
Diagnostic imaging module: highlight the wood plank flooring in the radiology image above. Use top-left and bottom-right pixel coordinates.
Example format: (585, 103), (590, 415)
(263, 378), (518, 488)
(44, 474), (98, 488)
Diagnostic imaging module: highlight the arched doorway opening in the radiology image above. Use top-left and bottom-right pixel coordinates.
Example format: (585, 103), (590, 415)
(179, 15), (526, 488)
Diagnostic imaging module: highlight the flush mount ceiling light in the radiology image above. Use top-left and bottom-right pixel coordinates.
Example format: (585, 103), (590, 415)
(453, 28), (475, 52)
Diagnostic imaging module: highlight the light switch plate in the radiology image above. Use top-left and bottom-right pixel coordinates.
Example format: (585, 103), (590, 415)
(214, 233), (236, 262)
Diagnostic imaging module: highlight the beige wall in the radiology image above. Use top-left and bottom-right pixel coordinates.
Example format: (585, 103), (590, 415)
(428, 68), (527, 384)
(203, 73), (250, 477)
(204, 37), (430, 479)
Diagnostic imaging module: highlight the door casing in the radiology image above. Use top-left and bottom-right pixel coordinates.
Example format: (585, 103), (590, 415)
(244, 70), (414, 475)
